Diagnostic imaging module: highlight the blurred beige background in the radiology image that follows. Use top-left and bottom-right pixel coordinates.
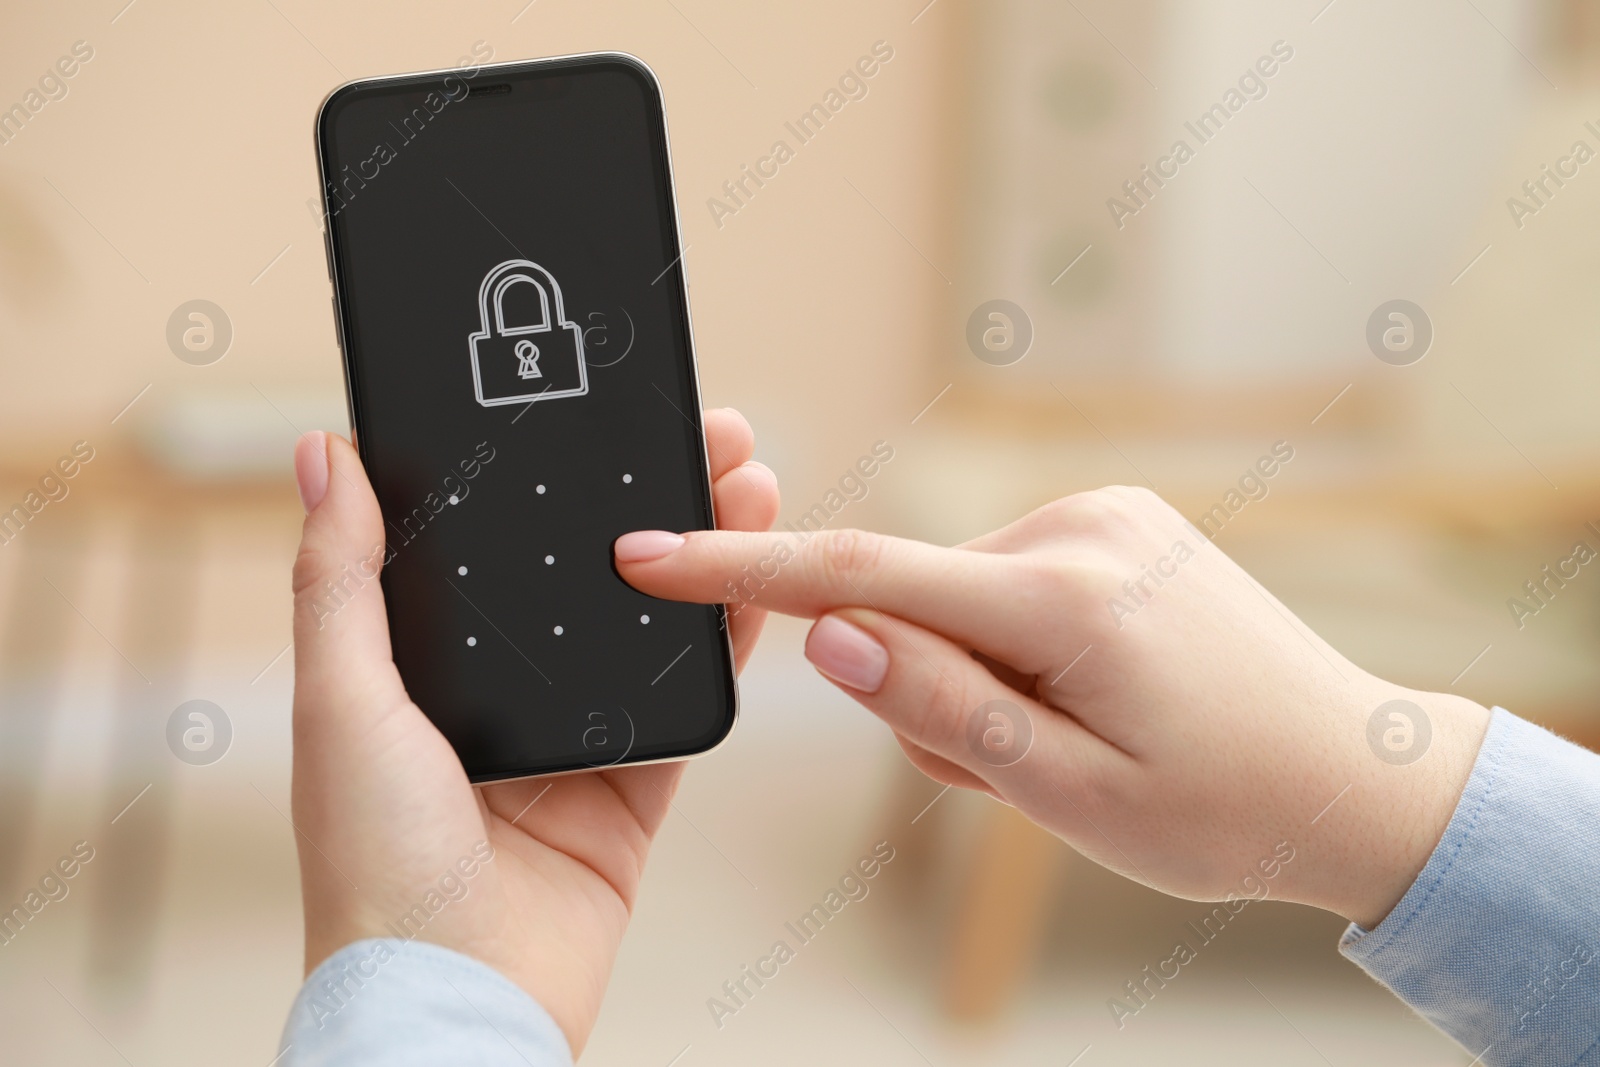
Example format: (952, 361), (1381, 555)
(1, 0), (1597, 1064)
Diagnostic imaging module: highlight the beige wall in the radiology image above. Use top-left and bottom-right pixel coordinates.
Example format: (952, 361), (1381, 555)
(0, 1), (949, 527)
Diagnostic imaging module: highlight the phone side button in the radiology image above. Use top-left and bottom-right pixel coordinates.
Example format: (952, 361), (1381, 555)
(330, 297), (344, 351)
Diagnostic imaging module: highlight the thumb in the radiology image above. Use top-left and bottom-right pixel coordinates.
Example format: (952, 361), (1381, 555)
(802, 608), (1112, 806)
(291, 431), (400, 707)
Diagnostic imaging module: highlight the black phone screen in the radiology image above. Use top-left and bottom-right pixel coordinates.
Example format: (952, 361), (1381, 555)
(316, 55), (735, 781)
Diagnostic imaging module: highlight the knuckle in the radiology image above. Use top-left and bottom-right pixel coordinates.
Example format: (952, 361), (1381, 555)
(1030, 488), (1142, 537)
(1085, 485), (1142, 524)
(291, 538), (385, 621)
(907, 671), (982, 755)
(813, 528), (887, 585)
(292, 543), (345, 629)
(1103, 484), (1176, 526)
(1029, 556), (1091, 608)
(1004, 550), (1058, 593)
(1072, 486), (1167, 543)
(1027, 493), (1099, 532)
(1104, 483), (1159, 505)
(870, 628), (979, 754)
(291, 540), (329, 603)
(1040, 491), (1095, 519)
(1026, 486), (1172, 542)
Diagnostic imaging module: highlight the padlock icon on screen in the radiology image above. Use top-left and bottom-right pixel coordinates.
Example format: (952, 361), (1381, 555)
(469, 258), (589, 407)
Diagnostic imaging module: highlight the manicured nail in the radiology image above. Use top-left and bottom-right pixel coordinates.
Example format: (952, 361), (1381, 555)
(614, 530), (686, 562)
(295, 431), (329, 514)
(806, 615), (889, 693)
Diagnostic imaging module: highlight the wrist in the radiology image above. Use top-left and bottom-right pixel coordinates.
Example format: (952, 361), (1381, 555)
(1298, 687), (1492, 929)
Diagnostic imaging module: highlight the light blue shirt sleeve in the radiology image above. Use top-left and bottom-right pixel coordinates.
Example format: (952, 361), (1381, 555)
(278, 938), (572, 1067)
(1340, 707), (1600, 1066)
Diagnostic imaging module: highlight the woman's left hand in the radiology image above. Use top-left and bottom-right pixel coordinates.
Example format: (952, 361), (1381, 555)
(288, 408), (779, 1056)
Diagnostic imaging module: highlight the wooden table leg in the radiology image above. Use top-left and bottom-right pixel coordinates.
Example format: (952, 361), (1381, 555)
(940, 799), (1062, 1020)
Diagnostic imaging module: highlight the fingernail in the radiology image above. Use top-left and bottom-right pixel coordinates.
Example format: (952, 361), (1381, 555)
(614, 530), (686, 562)
(295, 431), (329, 514)
(806, 615), (888, 693)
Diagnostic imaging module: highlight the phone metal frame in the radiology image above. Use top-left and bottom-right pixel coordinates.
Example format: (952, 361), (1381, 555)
(313, 52), (740, 783)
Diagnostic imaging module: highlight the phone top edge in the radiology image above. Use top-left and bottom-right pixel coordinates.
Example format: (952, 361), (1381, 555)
(313, 53), (668, 188)
(314, 50), (666, 125)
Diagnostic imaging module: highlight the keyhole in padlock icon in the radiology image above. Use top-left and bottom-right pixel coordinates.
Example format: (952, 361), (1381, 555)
(514, 339), (542, 379)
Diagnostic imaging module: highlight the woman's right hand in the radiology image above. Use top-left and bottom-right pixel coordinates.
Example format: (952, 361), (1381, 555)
(614, 486), (1491, 929)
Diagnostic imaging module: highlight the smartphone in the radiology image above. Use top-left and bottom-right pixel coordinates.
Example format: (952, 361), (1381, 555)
(314, 53), (736, 782)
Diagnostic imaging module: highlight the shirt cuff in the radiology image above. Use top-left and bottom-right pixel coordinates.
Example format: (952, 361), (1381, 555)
(1339, 708), (1600, 1066)
(278, 938), (573, 1067)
